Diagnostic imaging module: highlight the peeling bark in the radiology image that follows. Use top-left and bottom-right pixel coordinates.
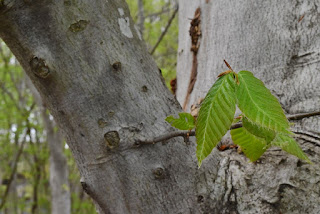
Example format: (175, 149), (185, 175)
(182, 7), (201, 111)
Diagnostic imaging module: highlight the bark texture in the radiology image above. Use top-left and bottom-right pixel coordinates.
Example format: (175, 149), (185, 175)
(177, 0), (320, 213)
(0, 1), (199, 213)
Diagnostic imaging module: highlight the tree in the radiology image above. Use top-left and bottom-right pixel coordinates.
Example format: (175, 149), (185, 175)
(176, 0), (320, 213)
(0, 1), (319, 214)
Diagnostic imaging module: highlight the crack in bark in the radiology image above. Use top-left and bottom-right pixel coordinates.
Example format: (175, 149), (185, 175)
(295, 132), (320, 147)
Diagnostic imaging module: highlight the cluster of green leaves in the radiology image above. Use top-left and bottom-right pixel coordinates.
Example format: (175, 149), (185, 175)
(166, 71), (310, 167)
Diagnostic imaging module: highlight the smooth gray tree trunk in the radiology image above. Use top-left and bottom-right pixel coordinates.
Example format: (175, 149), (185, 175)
(27, 78), (71, 214)
(177, 0), (320, 213)
(43, 113), (71, 214)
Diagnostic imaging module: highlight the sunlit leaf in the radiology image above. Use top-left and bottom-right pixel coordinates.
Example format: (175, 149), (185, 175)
(271, 133), (311, 163)
(165, 112), (195, 130)
(242, 117), (276, 143)
(196, 73), (236, 167)
(231, 127), (269, 162)
(236, 71), (289, 132)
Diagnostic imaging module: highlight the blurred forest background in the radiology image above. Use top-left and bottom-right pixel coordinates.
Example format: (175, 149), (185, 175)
(0, 0), (178, 213)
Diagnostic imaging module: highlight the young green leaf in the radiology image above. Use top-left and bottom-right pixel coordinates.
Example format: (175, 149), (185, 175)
(271, 134), (311, 163)
(231, 127), (269, 162)
(165, 112), (195, 130)
(196, 73), (236, 167)
(242, 117), (276, 143)
(236, 71), (289, 132)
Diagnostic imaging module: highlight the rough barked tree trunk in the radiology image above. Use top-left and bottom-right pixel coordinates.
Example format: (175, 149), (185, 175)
(177, 0), (320, 213)
(0, 1), (200, 213)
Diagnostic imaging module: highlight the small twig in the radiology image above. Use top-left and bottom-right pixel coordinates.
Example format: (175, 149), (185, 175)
(135, 123), (242, 146)
(287, 111), (320, 120)
(134, 130), (194, 146)
(145, 8), (171, 18)
(150, 5), (178, 55)
(135, 111), (320, 146)
(0, 80), (21, 111)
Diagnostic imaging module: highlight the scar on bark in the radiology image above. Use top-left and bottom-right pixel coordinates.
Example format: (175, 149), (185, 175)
(30, 57), (51, 78)
(170, 77), (177, 95)
(183, 7), (201, 111)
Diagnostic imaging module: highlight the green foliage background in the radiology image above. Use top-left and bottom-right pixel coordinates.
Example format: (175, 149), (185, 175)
(127, 0), (178, 88)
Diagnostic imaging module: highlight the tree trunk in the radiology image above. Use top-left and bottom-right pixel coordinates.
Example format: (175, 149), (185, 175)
(137, 0), (145, 36)
(43, 113), (71, 214)
(0, 1), (200, 213)
(26, 76), (71, 214)
(177, 0), (320, 213)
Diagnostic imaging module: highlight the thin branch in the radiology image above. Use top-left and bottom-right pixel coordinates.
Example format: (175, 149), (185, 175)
(287, 111), (320, 120)
(145, 8), (171, 18)
(150, 5), (178, 55)
(135, 123), (242, 146)
(135, 111), (320, 146)
(0, 80), (21, 111)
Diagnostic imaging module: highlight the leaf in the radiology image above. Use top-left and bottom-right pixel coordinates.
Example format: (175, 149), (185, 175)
(196, 73), (236, 167)
(231, 127), (269, 162)
(271, 134), (311, 163)
(242, 117), (276, 143)
(165, 112), (195, 130)
(236, 71), (290, 132)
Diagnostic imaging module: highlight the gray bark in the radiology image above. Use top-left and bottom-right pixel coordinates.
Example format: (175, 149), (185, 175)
(0, 1), (199, 213)
(26, 78), (71, 214)
(177, 0), (320, 213)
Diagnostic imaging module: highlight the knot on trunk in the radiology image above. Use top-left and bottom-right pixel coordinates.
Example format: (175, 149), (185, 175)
(153, 167), (165, 179)
(112, 61), (122, 72)
(98, 118), (108, 128)
(104, 131), (120, 149)
(69, 20), (89, 32)
(30, 57), (50, 78)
